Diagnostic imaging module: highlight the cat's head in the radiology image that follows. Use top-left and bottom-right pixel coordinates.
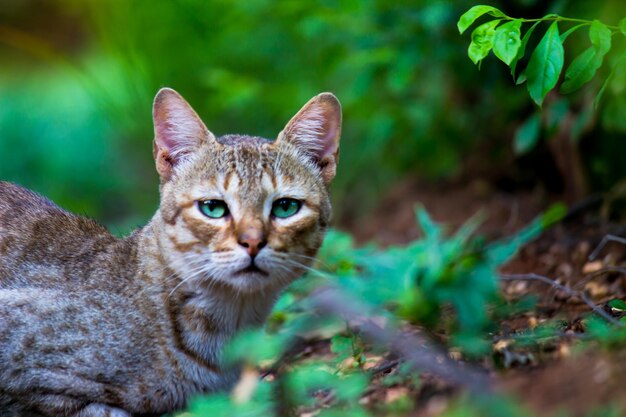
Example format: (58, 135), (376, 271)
(151, 88), (341, 293)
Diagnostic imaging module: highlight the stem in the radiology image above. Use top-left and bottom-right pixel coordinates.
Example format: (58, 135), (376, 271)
(500, 273), (623, 326)
(499, 15), (619, 30)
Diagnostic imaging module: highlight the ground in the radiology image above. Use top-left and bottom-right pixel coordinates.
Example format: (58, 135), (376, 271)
(326, 177), (626, 416)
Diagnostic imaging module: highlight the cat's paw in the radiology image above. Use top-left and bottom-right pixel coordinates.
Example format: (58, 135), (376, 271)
(75, 404), (131, 417)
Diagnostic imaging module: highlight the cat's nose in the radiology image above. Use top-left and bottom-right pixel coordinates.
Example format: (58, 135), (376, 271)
(238, 232), (267, 258)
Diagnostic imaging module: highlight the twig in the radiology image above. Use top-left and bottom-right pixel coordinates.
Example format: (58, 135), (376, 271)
(492, 330), (588, 343)
(368, 358), (400, 376)
(500, 273), (623, 326)
(588, 234), (626, 261)
(307, 287), (491, 395)
(573, 266), (626, 291)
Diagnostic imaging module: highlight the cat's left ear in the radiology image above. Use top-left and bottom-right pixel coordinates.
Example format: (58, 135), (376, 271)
(152, 88), (217, 181)
(277, 93), (342, 184)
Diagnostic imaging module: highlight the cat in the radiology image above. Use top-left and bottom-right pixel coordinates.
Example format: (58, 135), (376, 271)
(0, 88), (341, 416)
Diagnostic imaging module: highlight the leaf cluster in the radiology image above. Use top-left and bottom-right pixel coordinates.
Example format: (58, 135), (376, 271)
(458, 5), (626, 106)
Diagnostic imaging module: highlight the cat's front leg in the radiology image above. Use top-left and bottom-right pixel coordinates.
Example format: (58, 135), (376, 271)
(73, 404), (131, 417)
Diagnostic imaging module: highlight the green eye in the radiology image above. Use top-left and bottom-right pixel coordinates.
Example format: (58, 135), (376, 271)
(271, 198), (301, 218)
(198, 200), (229, 218)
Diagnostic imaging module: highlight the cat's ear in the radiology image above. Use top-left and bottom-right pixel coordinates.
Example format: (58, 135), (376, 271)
(152, 88), (216, 181)
(277, 93), (342, 184)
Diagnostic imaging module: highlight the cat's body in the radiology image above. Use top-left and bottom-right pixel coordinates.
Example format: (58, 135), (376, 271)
(0, 89), (341, 416)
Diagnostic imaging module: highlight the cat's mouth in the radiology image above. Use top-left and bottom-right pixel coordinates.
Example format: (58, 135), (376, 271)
(239, 263), (268, 276)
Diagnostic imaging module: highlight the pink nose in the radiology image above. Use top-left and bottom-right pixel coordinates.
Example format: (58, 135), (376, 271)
(238, 232), (267, 257)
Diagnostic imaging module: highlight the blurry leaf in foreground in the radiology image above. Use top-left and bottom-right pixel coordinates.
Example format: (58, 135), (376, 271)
(620, 17), (626, 36)
(286, 363), (368, 406)
(225, 329), (288, 366)
(540, 203), (567, 228)
(608, 299), (626, 311)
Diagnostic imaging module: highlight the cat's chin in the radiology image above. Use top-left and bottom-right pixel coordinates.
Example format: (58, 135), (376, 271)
(238, 264), (269, 276)
(220, 272), (275, 294)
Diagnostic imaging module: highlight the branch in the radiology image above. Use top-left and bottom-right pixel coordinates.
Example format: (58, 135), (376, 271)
(307, 287), (492, 395)
(500, 273), (623, 326)
(588, 234), (626, 261)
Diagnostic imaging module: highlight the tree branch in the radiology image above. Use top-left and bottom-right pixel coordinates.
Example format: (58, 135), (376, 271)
(307, 287), (492, 395)
(499, 273), (622, 326)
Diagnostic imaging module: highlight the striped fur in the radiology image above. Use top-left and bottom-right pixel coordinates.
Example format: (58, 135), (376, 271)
(0, 89), (341, 416)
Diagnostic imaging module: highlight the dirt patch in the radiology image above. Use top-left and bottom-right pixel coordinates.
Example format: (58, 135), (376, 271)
(342, 178), (549, 246)
(501, 350), (626, 416)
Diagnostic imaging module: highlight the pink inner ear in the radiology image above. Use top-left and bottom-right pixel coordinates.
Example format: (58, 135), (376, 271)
(319, 117), (340, 160)
(152, 89), (210, 162)
(155, 120), (191, 158)
(286, 99), (341, 163)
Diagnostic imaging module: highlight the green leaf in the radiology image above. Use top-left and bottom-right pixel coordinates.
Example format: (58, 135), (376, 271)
(526, 22), (564, 106)
(416, 207), (442, 240)
(589, 20), (612, 54)
(457, 5), (505, 34)
(513, 113), (541, 154)
(620, 17), (626, 36)
(594, 75), (612, 109)
(468, 20), (501, 65)
(511, 20), (542, 80)
(595, 52), (626, 108)
(608, 299), (626, 311)
(561, 21), (611, 94)
(225, 329), (288, 365)
(560, 47), (601, 94)
(493, 20), (522, 65)
(540, 202), (567, 228)
(330, 335), (353, 362)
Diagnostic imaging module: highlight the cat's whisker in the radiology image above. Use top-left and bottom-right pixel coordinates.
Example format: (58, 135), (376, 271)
(285, 252), (333, 270)
(274, 258), (333, 279)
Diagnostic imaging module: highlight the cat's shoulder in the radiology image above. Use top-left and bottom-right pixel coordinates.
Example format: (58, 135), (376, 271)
(0, 181), (111, 238)
(0, 181), (59, 212)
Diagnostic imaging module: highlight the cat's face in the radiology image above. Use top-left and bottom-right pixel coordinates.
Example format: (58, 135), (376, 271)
(151, 89), (341, 293)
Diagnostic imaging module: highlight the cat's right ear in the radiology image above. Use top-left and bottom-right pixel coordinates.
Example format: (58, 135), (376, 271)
(152, 88), (216, 181)
(277, 93), (342, 185)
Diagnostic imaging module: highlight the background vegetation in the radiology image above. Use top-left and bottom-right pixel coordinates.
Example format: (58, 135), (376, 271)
(3, 1), (626, 416)
(2, 0), (626, 230)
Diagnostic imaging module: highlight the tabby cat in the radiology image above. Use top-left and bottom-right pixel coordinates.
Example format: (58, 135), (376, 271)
(0, 88), (341, 416)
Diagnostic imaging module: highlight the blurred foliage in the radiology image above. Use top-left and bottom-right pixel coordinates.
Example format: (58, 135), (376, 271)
(2, 0), (626, 230)
(175, 206), (565, 416)
(3, 2), (626, 414)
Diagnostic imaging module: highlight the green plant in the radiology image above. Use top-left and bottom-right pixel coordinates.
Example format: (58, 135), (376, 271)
(458, 5), (625, 107)
(176, 204), (565, 416)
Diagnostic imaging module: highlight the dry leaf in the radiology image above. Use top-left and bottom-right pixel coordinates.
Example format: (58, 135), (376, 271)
(584, 281), (608, 298)
(582, 261), (603, 274)
(557, 263), (573, 278)
(493, 339), (512, 352)
(363, 355), (384, 370)
(231, 366), (259, 404)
